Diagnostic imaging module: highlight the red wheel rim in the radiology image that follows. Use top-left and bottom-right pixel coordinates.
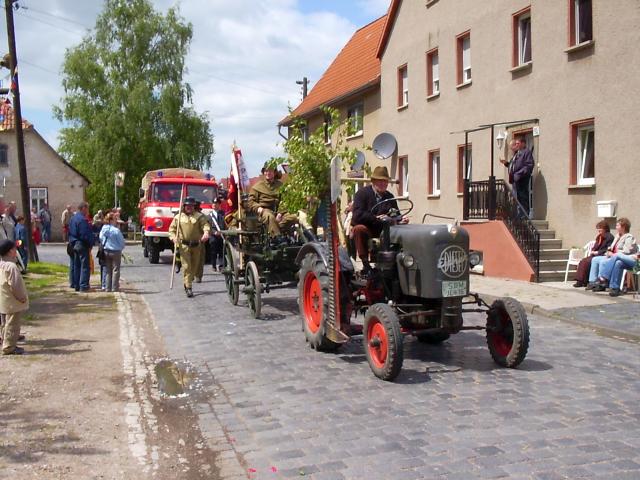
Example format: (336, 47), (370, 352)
(367, 318), (388, 369)
(490, 310), (513, 357)
(303, 272), (322, 333)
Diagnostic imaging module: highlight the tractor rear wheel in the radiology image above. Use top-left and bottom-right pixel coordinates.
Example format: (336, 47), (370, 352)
(364, 304), (404, 381)
(416, 331), (450, 344)
(223, 241), (240, 305)
(245, 261), (262, 319)
(486, 297), (529, 368)
(298, 253), (341, 352)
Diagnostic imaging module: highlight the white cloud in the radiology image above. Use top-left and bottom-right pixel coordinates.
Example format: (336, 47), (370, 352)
(1, 0), (356, 181)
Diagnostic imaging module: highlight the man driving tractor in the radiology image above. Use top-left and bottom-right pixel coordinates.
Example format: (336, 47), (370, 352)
(351, 166), (408, 274)
(248, 163), (297, 237)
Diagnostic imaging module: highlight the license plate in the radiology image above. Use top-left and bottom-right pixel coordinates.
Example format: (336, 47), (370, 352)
(442, 280), (467, 297)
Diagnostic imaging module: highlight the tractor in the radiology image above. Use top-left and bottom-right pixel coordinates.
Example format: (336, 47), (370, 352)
(295, 174), (530, 381)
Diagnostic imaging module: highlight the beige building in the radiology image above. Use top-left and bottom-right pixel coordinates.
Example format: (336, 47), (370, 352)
(0, 105), (90, 241)
(280, 16), (387, 182)
(375, 0), (640, 279)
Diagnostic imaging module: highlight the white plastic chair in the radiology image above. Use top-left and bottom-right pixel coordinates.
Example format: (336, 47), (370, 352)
(564, 240), (594, 283)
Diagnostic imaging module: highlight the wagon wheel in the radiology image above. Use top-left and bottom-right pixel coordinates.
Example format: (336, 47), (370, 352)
(245, 261), (262, 319)
(364, 303), (404, 381)
(486, 297), (530, 368)
(223, 241), (240, 305)
(298, 252), (341, 352)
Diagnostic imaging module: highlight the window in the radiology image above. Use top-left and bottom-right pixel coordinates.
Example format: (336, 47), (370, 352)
(456, 31), (471, 85)
(397, 64), (408, 107)
(426, 48), (439, 97)
(428, 150), (440, 196)
(569, 0), (592, 46)
(300, 124), (309, 143)
(30, 187), (48, 212)
(398, 156), (409, 196)
(347, 103), (363, 137)
(457, 144), (472, 193)
(513, 8), (532, 66)
(0, 144), (7, 167)
(323, 114), (331, 144)
(571, 119), (595, 186)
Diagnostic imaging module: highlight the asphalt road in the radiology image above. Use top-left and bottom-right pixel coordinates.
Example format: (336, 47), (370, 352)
(41, 244), (640, 480)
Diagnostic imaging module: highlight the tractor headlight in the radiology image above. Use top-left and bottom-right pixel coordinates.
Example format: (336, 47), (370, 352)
(469, 251), (481, 267)
(402, 254), (415, 268)
(154, 218), (163, 228)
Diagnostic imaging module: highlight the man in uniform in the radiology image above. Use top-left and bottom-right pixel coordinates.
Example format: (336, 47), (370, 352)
(247, 163), (297, 237)
(168, 197), (210, 297)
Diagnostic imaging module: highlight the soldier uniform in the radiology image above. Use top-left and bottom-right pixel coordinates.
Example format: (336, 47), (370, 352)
(168, 197), (210, 297)
(248, 165), (297, 236)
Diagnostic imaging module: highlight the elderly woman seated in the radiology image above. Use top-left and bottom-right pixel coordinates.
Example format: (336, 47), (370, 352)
(588, 217), (637, 295)
(594, 251), (640, 296)
(573, 220), (613, 288)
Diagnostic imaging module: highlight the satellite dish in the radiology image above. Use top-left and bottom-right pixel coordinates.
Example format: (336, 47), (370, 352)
(372, 132), (397, 160)
(351, 150), (366, 171)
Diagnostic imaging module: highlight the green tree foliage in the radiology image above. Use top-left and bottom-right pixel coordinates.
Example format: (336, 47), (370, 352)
(54, 0), (213, 215)
(271, 107), (366, 216)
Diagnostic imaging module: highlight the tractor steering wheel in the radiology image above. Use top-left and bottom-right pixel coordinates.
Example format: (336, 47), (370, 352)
(371, 196), (414, 219)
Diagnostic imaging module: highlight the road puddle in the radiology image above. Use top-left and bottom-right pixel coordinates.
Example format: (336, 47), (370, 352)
(154, 360), (195, 396)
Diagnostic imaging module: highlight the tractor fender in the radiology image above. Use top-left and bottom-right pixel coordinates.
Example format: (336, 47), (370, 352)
(295, 242), (354, 273)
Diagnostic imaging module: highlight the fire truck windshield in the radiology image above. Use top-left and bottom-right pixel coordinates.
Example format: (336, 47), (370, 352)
(151, 183), (216, 204)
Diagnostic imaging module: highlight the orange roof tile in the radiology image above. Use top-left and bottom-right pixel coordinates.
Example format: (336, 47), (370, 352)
(283, 15), (387, 124)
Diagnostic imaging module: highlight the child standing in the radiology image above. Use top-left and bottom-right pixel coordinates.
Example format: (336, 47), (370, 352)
(0, 240), (29, 355)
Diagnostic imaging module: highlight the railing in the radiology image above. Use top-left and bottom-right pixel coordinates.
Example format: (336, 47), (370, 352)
(465, 179), (540, 281)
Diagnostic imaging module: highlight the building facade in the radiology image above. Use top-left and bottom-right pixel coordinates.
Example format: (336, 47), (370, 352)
(377, 0), (640, 249)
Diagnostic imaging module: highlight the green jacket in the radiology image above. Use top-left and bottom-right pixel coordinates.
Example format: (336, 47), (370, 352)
(248, 178), (283, 213)
(168, 211), (210, 243)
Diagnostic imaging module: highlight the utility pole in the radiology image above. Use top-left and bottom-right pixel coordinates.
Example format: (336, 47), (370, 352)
(4, 0), (34, 260)
(296, 77), (309, 99)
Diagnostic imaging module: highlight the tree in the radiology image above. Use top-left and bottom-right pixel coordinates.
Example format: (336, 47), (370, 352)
(54, 0), (213, 216)
(272, 107), (366, 217)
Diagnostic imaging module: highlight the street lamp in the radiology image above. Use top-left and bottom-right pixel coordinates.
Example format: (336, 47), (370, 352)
(495, 129), (507, 151)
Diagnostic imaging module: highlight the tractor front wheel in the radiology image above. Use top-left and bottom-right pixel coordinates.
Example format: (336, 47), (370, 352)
(486, 297), (529, 368)
(364, 304), (404, 381)
(298, 253), (341, 352)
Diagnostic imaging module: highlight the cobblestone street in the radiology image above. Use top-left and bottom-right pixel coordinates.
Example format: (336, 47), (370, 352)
(42, 245), (640, 479)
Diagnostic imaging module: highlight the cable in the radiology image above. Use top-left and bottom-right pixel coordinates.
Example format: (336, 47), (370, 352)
(20, 5), (90, 29)
(19, 59), (58, 75)
(14, 10), (86, 36)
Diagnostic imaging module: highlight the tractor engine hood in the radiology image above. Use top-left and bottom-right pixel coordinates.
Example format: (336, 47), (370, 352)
(389, 224), (470, 298)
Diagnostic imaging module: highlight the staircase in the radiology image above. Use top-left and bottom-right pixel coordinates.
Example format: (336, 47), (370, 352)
(532, 220), (572, 282)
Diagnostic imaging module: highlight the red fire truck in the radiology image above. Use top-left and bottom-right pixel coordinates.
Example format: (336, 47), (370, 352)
(138, 168), (218, 264)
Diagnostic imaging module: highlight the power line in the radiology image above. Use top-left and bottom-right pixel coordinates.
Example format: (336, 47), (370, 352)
(20, 5), (91, 29)
(19, 58), (58, 75)
(14, 10), (85, 36)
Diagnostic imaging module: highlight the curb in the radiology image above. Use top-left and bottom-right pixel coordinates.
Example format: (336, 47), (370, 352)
(476, 292), (640, 344)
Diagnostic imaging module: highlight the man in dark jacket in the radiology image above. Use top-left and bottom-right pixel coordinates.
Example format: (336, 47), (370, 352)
(500, 137), (534, 216)
(351, 166), (406, 273)
(68, 201), (94, 291)
(209, 199), (226, 271)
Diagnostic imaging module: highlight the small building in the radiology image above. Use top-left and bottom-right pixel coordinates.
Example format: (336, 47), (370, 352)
(0, 101), (90, 241)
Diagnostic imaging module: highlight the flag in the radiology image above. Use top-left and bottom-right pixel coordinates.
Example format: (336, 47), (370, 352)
(233, 147), (250, 192)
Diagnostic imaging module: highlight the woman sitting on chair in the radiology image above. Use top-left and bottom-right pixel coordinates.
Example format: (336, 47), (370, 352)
(573, 220), (613, 287)
(588, 217), (637, 292)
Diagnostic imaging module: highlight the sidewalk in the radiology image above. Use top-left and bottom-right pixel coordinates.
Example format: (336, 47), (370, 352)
(471, 275), (640, 341)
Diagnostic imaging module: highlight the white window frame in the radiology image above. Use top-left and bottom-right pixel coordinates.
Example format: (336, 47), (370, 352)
(323, 114), (331, 145)
(518, 12), (532, 65)
(431, 53), (440, 95)
(431, 151), (440, 195)
(574, 0), (593, 45)
(400, 66), (409, 106)
(347, 103), (364, 137)
(577, 124), (595, 186)
(462, 36), (471, 83)
(30, 187), (48, 212)
(400, 157), (409, 196)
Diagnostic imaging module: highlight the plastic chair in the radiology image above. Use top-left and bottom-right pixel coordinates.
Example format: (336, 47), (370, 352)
(564, 240), (594, 283)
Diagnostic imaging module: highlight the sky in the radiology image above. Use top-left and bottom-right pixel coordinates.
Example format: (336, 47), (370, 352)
(0, 0), (390, 181)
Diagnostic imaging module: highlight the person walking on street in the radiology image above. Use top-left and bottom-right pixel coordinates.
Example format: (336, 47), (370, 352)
(500, 137), (534, 217)
(168, 197), (210, 297)
(68, 202), (94, 292)
(209, 199), (226, 272)
(194, 200), (207, 283)
(0, 240), (29, 355)
(38, 203), (52, 242)
(61, 204), (73, 242)
(99, 213), (126, 292)
(14, 216), (27, 269)
(2, 202), (17, 241)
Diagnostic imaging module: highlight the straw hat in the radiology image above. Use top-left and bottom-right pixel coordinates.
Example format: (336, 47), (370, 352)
(370, 166), (391, 181)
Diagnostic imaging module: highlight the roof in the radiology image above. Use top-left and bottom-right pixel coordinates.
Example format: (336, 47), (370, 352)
(0, 99), (32, 131)
(376, 0), (401, 59)
(281, 15), (387, 124)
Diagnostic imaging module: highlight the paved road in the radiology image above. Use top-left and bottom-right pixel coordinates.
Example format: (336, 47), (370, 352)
(41, 245), (640, 480)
